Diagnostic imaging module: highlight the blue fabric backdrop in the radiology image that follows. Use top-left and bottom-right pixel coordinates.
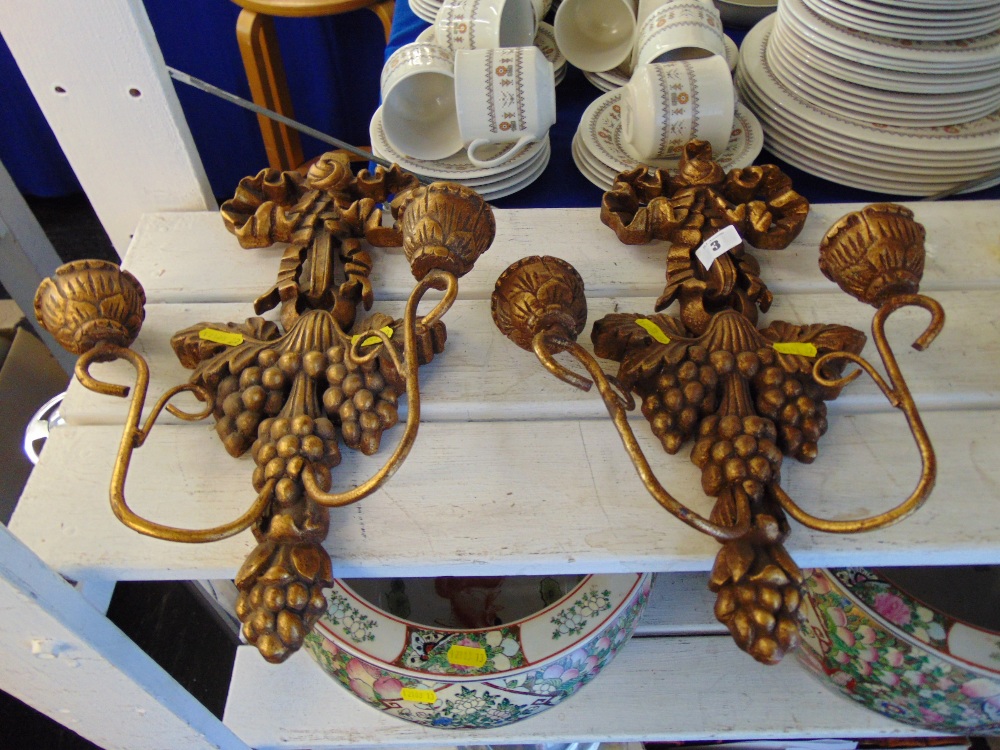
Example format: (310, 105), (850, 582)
(3, 2), (998, 206)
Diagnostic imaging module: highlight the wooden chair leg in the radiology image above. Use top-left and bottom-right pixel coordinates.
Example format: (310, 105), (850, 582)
(235, 9), (305, 172)
(367, 0), (396, 45)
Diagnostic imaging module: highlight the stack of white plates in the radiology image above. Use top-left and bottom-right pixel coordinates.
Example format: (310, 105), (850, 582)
(776, 0), (1000, 106)
(583, 35), (740, 92)
(736, 15), (1000, 196)
(370, 107), (552, 201)
(409, 0), (443, 24)
(798, 0), (1000, 42)
(416, 22), (568, 84)
(571, 92), (764, 191)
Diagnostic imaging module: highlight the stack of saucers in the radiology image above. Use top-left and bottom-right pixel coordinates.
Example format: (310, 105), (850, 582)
(415, 23), (567, 84)
(370, 109), (552, 202)
(571, 95), (764, 191)
(735, 0), (1000, 195)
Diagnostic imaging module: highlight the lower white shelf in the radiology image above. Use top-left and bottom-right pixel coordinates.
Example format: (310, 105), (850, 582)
(224, 634), (938, 749)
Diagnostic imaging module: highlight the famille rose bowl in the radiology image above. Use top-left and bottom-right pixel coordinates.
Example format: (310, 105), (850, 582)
(304, 573), (652, 728)
(797, 566), (1000, 735)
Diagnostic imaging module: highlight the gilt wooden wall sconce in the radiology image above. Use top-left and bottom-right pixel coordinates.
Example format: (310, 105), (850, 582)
(35, 154), (495, 662)
(492, 144), (942, 664)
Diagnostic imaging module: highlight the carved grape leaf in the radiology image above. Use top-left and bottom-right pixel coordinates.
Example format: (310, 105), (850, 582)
(591, 312), (692, 387)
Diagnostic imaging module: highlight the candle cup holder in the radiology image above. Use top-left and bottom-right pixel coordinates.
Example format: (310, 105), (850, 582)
(492, 203), (942, 665)
(35, 158), (495, 663)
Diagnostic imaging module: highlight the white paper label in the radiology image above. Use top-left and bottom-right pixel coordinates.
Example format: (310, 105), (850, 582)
(695, 225), (742, 270)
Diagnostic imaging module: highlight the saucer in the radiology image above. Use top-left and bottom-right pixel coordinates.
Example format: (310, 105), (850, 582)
(577, 91), (763, 175)
(370, 106), (550, 180)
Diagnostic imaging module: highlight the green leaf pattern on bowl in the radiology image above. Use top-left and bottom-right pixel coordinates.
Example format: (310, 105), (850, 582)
(326, 590), (378, 643)
(551, 587), (613, 639)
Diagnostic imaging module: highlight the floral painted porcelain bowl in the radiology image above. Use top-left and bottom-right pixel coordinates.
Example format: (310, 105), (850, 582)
(304, 573), (652, 728)
(797, 566), (1000, 735)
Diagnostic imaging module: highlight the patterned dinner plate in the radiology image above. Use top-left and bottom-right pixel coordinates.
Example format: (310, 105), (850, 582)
(781, 0), (1000, 70)
(739, 17), (1000, 154)
(771, 15), (1000, 93)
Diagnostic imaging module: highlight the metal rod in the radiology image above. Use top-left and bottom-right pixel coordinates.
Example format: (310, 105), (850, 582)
(166, 66), (395, 170)
(921, 166), (1000, 201)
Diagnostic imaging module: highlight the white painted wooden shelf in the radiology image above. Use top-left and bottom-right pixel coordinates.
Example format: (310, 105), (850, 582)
(10, 203), (1000, 748)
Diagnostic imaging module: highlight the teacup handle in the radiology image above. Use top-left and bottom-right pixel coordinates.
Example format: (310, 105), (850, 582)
(466, 135), (535, 169)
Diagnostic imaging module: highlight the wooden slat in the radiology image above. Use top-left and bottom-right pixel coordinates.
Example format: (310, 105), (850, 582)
(0, 2), (214, 256)
(11, 409), (1000, 581)
(120, 202), (1000, 305)
(59, 287), (1000, 426)
(0, 525), (248, 750)
(223, 637), (934, 750)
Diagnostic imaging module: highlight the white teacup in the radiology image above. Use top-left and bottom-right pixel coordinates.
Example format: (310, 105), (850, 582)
(553, 0), (637, 73)
(620, 56), (734, 160)
(636, 0), (715, 26)
(380, 43), (463, 161)
(435, 0), (537, 52)
(633, 0), (726, 68)
(453, 46), (556, 168)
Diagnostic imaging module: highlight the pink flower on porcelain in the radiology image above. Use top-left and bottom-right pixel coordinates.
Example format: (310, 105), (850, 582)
(835, 626), (856, 647)
(345, 657), (381, 685)
(595, 636), (612, 651)
(857, 646), (880, 663)
(835, 650), (852, 665)
(350, 677), (378, 702)
(873, 592), (911, 626)
(811, 573), (832, 595)
(938, 677), (955, 690)
(878, 671), (901, 688)
(373, 676), (404, 700)
(884, 648), (905, 668)
(856, 660), (873, 678)
(829, 607), (848, 628)
(543, 663), (565, 681)
(856, 625), (877, 645)
(961, 677), (1000, 706)
(903, 670), (926, 686)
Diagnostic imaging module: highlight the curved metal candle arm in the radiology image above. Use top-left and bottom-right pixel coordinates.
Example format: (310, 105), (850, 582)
(300, 269), (458, 507)
(772, 294), (943, 533)
(75, 343), (275, 543)
(531, 327), (752, 543)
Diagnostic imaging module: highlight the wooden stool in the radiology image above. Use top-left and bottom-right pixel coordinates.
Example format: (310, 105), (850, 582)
(232, 0), (396, 172)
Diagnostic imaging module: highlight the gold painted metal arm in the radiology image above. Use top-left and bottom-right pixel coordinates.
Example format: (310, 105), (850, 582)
(774, 294), (943, 533)
(301, 269), (458, 507)
(75, 343), (273, 542)
(533, 329), (752, 543)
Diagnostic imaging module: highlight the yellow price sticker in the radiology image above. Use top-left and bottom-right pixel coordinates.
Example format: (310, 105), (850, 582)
(351, 325), (394, 348)
(199, 328), (244, 347)
(635, 318), (671, 344)
(447, 644), (488, 668)
(772, 342), (818, 357)
(401, 687), (438, 704)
